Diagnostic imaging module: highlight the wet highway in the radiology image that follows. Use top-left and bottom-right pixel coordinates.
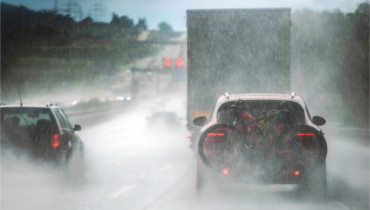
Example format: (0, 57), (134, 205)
(1, 83), (369, 210)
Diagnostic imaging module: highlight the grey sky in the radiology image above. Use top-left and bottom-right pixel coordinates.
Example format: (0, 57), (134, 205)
(2, 0), (366, 30)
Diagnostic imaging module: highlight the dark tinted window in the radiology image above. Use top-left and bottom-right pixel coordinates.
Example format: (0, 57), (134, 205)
(1, 107), (57, 142)
(54, 109), (69, 128)
(217, 100), (305, 124)
(59, 109), (73, 128)
(1, 107), (54, 127)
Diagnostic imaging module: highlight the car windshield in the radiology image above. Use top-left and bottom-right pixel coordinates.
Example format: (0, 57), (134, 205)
(217, 100), (305, 124)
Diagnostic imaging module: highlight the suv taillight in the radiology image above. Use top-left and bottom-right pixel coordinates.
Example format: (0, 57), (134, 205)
(52, 133), (60, 148)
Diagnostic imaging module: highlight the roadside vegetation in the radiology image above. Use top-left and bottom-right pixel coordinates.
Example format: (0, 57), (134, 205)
(291, 2), (369, 127)
(1, 3), (175, 100)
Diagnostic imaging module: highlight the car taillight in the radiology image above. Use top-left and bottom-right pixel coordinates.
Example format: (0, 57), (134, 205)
(297, 133), (315, 136)
(207, 133), (225, 137)
(52, 133), (60, 148)
(282, 169), (301, 176)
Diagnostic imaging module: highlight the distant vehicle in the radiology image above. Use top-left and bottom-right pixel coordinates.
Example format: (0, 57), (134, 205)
(115, 95), (132, 102)
(147, 111), (181, 128)
(193, 93), (327, 194)
(0, 103), (84, 165)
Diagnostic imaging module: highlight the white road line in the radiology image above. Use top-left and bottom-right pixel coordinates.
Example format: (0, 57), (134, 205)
(107, 185), (136, 199)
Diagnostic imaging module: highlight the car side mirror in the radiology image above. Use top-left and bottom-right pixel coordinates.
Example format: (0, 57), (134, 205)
(312, 116), (326, 126)
(193, 116), (207, 126)
(74, 124), (82, 131)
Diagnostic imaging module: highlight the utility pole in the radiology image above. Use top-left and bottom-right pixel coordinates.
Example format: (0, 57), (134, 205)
(54, 0), (58, 14)
(88, 2), (106, 22)
(63, 0), (83, 21)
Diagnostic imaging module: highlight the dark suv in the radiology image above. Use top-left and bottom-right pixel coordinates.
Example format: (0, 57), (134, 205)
(1, 103), (84, 164)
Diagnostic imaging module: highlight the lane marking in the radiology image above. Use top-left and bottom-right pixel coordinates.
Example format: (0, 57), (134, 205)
(142, 163), (197, 210)
(107, 185), (136, 199)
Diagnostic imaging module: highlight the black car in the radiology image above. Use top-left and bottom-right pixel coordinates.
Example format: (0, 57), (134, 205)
(192, 93), (327, 194)
(1, 103), (84, 165)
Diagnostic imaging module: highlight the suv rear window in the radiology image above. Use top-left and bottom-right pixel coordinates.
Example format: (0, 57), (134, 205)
(1, 107), (57, 145)
(1, 107), (55, 127)
(217, 100), (305, 124)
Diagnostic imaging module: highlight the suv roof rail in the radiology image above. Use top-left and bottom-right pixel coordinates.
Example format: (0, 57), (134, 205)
(224, 92), (230, 99)
(291, 92), (296, 99)
(46, 102), (59, 107)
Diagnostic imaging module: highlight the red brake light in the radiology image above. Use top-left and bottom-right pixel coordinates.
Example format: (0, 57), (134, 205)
(52, 134), (60, 148)
(175, 58), (184, 67)
(283, 169), (301, 176)
(163, 58), (172, 67)
(297, 133), (314, 136)
(222, 169), (229, 175)
(278, 149), (293, 154)
(207, 133), (225, 137)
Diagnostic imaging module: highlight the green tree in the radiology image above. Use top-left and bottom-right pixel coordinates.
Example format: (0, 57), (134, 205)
(158, 21), (173, 33)
(136, 18), (147, 31)
(291, 2), (369, 127)
(110, 13), (134, 29)
(79, 16), (93, 26)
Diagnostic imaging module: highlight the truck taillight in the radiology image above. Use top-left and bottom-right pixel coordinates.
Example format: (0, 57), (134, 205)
(52, 134), (60, 148)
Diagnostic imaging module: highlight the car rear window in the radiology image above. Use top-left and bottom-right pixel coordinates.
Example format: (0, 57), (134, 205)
(217, 100), (305, 124)
(1, 107), (54, 127)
